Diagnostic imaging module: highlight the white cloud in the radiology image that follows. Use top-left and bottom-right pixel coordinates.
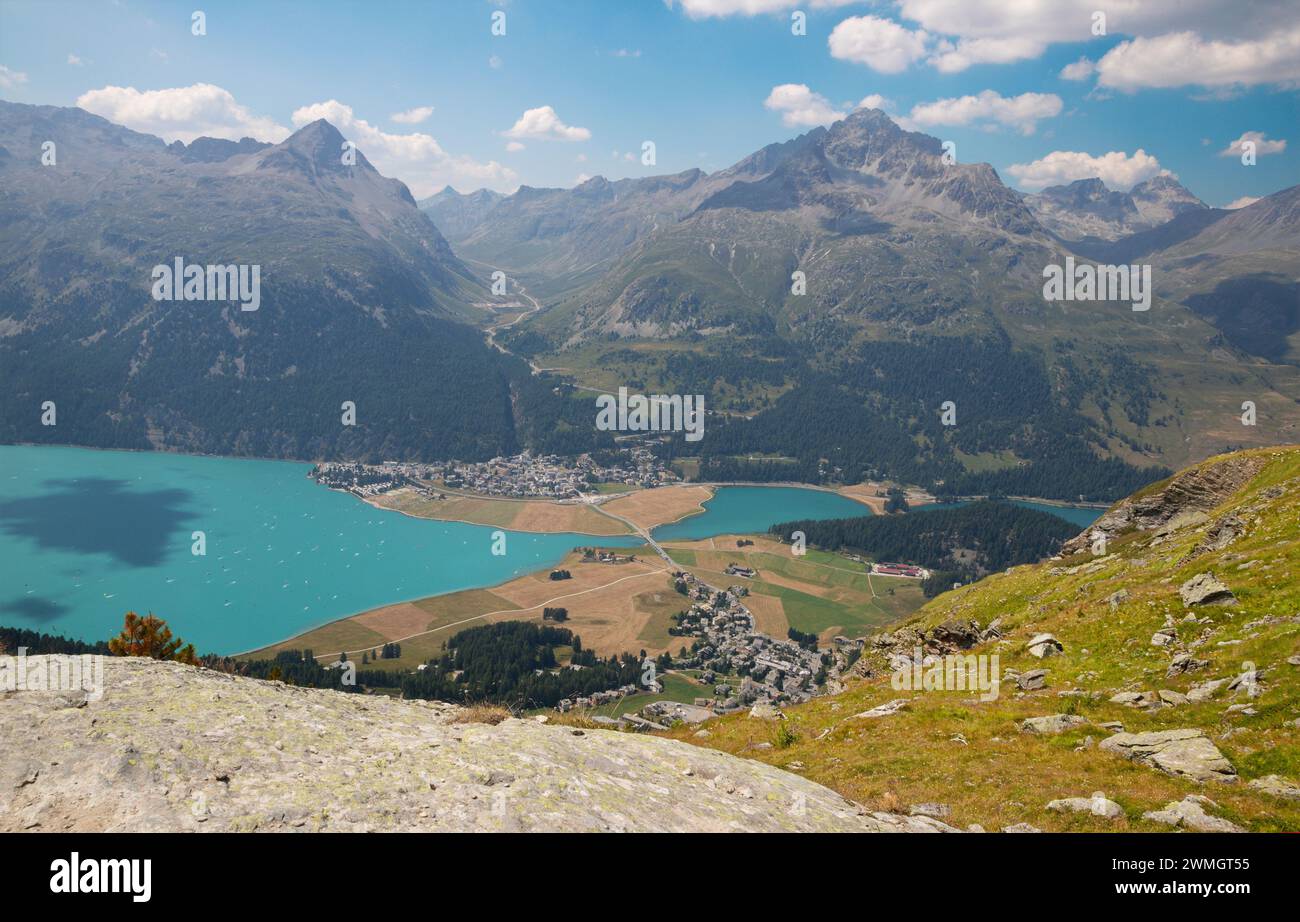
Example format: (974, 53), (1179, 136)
(829, 16), (929, 73)
(1097, 28), (1300, 89)
(391, 105), (434, 125)
(505, 140), (525, 152)
(0, 64), (29, 88)
(764, 84), (846, 128)
(856, 93), (893, 111)
(809, 1), (1300, 76)
(67, 54), (84, 67)
(1224, 195), (1261, 209)
(928, 35), (1048, 73)
(290, 100), (517, 196)
(1006, 149), (1166, 191)
(907, 90), (1062, 135)
(76, 83), (290, 143)
(503, 105), (591, 142)
(575, 172), (592, 185)
(488, 54), (503, 69)
(1059, 57), (1095, 81)
(610, 48), (642, 57)
(673, 0), (856, 18)
(1220, 131), (1288, 158)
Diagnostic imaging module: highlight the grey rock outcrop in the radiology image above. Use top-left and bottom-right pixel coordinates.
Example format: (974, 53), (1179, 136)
(1179, 573), (1237, 607)
(1247, 775), (1300, 800)
(1020, 714), (1088, 735)
(1017, 669), (1049, 691)
(1046, 792), (1123, 819)
(1142, 795), (1243, 832)
(1099, 728), (1237, 784)
(0, 657), (932, 833)
(1060, 455), (1265, 556)
(1026, 634), (1063, 658)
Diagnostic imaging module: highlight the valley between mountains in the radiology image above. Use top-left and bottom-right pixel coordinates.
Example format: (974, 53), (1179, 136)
(2, 98), (1298, 833)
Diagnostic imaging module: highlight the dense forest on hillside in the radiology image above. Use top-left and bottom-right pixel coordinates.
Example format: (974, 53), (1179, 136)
(655, 333), (1169, 501)
(398, 621), (645, 708)
(770, 500), (1078, 581)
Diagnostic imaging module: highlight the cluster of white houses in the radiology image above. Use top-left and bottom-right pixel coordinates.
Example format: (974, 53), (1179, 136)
(668, 572), (828, 707)
(554, 682), (660, 713)
(441, 449), (676, 498)
(310, 448), (677, 500)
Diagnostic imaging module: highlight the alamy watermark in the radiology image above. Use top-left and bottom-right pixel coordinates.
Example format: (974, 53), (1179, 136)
(891, 647), (1001, 702)
(151, 257), (261, 312)
(1043, 256), (1151, 312)
(0, 648), (104, 701)
(595, 386), (704, 442)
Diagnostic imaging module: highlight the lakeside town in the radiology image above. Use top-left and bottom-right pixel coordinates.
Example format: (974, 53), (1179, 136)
(310, 447), (677, 499)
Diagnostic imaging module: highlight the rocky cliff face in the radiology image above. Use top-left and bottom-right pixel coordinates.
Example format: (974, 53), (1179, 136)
(0, 657), (953, 832)
(1059, 452), (1268, 556)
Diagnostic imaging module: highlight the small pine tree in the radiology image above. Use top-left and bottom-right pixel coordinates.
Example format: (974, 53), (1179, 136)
(107, 611), (199, 665)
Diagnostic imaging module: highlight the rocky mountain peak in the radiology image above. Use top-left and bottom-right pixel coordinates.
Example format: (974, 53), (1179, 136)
(1130, 173), (1208, 225)
(260, 118), (363, 178)
(1040, 178), (1136, 212)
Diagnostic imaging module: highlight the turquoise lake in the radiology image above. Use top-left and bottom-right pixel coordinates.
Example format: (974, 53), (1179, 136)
(917, 500), (1101, 529)
(0, 446), (1101, 655)
(0, 445), (642, 655)
(0, 447), (888, 655)
(651, 486), (872, 541)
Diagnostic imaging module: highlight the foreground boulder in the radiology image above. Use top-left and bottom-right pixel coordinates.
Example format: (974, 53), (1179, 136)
(1142, 796), (1243, 832)
(1247, 775), (1300, 800)
(1046, 792), (1123, 819)
(1099, 728), (1237, 784)
(1026, 633), (1063, 658)
(1020, 714), (1088, 735)
(1179, 573), (1237, 607)
(0, 658), (926, 833)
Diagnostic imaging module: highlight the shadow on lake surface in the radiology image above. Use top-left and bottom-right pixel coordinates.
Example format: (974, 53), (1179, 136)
(0, 477), (197, 568)
(0, 595), (69, 622)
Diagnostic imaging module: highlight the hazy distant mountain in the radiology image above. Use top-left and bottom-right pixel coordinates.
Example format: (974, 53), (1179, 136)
(1129, 174), (1208, 226)
(421, 169), (753, 299)
(0, 101), (521, 461)
(1023, 175), (1207, 242)
(418, 186), (504, 240)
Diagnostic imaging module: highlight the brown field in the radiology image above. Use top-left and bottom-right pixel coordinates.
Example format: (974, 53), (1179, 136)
(245, 547), (685, 669)
(742, 591), (787, 637)
(602, 484), (714, 529)
(367, 486), (630, 535)
(353, 601), (434, 640)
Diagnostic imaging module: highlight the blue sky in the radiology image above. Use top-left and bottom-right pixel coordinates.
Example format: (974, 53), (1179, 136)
(1, 0), (1296, 205)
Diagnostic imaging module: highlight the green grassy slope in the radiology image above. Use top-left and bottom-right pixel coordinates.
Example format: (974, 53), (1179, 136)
(669, 446), (1300, 831)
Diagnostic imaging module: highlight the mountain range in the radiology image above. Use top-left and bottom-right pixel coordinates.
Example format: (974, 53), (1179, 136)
(0, 101), (523, 461)
(426, 108), (1298, 498)
(1021, 174), (1209, 243)
(2, 101), (1297, 499)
